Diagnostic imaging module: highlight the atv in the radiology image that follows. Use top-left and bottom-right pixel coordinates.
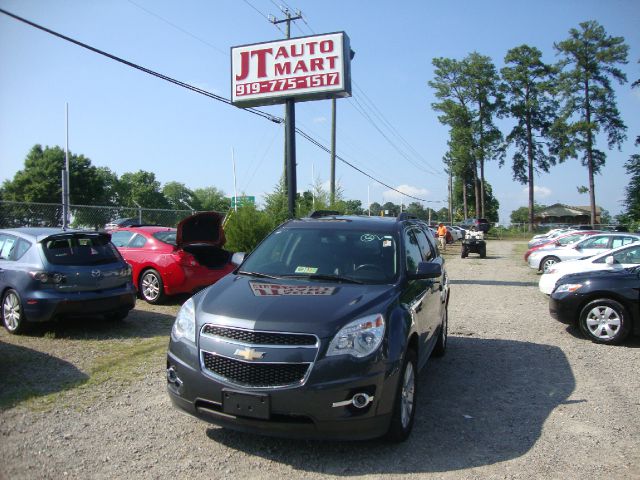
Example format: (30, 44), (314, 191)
(461, 228), (486, 258)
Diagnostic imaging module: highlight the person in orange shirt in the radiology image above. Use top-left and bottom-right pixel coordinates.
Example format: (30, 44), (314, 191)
(437, 223), (447, 251)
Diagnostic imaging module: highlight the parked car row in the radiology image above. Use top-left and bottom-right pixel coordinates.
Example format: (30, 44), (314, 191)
(525, 228), (640, 345)
(0, 212), (235, 334)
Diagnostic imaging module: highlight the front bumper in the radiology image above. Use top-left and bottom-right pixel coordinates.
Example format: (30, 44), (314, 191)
(166, 345), (400, 440)
(549, 291), (583, 325)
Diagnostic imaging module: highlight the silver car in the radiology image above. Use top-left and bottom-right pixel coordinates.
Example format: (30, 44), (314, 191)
(527, 233), (640, 272)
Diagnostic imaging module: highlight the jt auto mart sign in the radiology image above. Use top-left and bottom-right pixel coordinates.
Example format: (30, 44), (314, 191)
(231, 32), (352, 108)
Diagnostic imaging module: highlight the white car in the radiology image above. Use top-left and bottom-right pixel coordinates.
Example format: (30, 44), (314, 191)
(539, 241), (640, 294)
(528, 228), (568, 248)
(528, 233), (640, 272)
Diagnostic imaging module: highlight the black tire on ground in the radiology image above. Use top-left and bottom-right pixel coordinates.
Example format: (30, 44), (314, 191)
(432, 305), (448, 358)
(480, 246), (486, 258)
(385, 349), (418, 442)
(578, 298), (631, 345)
(105, 309), (130, 321)
(2, 288), (28, 335)
(461, 246), (468, 258)
(140, 269), (165, 304)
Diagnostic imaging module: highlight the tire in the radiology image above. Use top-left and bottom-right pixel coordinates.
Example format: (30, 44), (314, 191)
(540, 256), (560, 272)
(105, 309), (130, 321)
(480, 245), (486, 258)
(385, 349), (418, 442)
(2, 289), (27, 335)
(578, 298), (631, 345)
(461, 246), (468, 258)
(140, 269), (165, 304)
(432, 305), (448, 358)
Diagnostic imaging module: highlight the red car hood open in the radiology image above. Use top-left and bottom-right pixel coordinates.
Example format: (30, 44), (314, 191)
(176, 211), (226, 248)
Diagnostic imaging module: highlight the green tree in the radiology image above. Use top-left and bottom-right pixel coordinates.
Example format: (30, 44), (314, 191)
(369, 202), (382, 216)
(163, 181), (196, 211)
(192, 186), (229, 212)
(510, 203), (547, 224)
(554, 20), (629, 226)
(2, 145), (109, 205)
(381, 202), (400, 216)
(117, 171), (170, 210)
(501, 45), (559, 232)
(263, 177), (289, 227)
(622, 60), (640, 223)
(224, 204), (272, 253)
(406, 202), (427, 220)
(466, 52), (504, 218)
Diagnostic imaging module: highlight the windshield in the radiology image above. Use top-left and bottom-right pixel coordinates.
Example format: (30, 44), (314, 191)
(240, 227), (398, 284)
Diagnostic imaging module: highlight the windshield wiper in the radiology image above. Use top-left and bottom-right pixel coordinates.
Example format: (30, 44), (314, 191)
(305, 274), (363, 284)
(237, 271), (281, 280)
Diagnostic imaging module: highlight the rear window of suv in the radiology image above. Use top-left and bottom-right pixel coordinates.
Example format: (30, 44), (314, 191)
(42, 234), (121, 266)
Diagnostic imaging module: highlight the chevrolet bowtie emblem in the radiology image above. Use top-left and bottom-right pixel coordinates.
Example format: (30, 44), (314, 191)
(234, 348), (266, 361)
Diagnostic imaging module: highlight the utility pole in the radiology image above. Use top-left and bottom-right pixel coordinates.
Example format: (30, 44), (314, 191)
(330, 98), (336, 205)
(270, 9), (302, 219)
(62, 103), (70, 229)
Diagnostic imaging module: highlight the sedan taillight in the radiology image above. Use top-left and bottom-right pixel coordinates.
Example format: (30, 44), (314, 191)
(172, 251), (198, 267)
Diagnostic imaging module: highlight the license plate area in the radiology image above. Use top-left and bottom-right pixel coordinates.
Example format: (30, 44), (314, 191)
(222, 389), (270, 420)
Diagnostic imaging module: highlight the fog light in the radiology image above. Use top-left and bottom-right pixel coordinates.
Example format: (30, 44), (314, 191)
(167, 366), (182, 388)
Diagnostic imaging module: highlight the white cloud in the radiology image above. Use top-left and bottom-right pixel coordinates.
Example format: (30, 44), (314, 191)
(381, 184), (430, 203)
(523, 185), (552, 198)
(313, 116), (327, 124)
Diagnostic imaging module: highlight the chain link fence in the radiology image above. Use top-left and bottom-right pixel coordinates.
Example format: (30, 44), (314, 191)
(0, 201), (199, 229)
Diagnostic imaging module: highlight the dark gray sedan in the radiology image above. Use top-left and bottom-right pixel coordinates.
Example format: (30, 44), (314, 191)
(0, 228), (136, 334)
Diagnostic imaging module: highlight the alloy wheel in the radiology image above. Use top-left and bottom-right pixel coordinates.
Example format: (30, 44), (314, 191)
(585, 306), (621, 341)
(3, 291), (21, 332)
(400, 361), (415, 429)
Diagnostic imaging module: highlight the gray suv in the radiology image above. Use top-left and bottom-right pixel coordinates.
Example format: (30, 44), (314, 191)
(166, 212), (450, 441)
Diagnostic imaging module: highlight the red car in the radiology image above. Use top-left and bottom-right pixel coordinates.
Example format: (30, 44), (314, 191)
(523, 230), (599, 261)
(110, 212), (235, 304)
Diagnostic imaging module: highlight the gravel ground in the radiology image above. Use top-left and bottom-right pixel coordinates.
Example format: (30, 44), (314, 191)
(1, 239), (639, 480)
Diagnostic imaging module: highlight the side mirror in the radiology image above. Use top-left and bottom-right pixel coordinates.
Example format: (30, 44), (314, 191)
(605, 256), (615, 266)
(408, 261), (442, 280)
(231, 252), (246, 266)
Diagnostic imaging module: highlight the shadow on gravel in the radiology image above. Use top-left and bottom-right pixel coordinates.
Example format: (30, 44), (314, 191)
(0, 341), (88, 410)
(206, 336), (574, 475)
(22, 308), (176, 341)
(450, 279), (539, 287)
(563, 324), (640, 348)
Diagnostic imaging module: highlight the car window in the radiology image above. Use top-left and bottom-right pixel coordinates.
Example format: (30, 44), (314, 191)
(42, 234), (121, 266)
(404, 229), (423, 274)
(580, 236), (609, 249)
(413, 227), (435, 261)
(153, 231), (177, 245)
(12, 238), (31, 260)
(598, 245), (640, 265)
(111, 231), (135, 247)
(0, 235), (17, 260)
(129, 234), (147, 248)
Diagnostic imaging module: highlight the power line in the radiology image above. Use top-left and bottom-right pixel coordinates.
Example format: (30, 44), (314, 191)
(0, 7), (433, 203)
(126, 0), (227, 56)
(243, 0), (285, 36)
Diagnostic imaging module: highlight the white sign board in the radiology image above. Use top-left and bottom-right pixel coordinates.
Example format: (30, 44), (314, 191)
(231, 32), (351, 107)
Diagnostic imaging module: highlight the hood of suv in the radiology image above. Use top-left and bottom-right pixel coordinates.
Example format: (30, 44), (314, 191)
(176, 211), (226, 248)
(194, 274), (396, 339)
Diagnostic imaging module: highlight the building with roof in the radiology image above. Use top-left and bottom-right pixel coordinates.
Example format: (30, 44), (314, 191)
(535, 203), (601, 226)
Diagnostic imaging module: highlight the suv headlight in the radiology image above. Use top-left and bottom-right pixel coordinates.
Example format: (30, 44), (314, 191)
(554, 283), (583, 293)
(172, 297), (196, 343)
(327, 314), (385, 358)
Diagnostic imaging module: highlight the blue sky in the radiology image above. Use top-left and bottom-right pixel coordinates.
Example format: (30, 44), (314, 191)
(1, 0), (638, 224)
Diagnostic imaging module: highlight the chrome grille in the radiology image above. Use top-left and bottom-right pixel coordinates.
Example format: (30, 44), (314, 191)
(202, 325), (317, 346)
(202, 352), (309, 388)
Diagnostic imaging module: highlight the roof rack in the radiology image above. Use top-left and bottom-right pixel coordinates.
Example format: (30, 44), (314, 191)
(309, 210), (341, 218)
(396, 212), (418, 221)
